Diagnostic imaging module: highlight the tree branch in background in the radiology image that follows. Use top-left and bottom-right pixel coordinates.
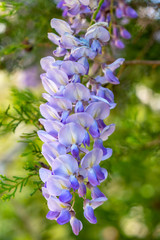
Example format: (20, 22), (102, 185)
(124, 60), (160, 66)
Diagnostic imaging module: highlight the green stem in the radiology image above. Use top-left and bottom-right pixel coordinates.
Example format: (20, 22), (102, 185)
(90, 0), (105, 25)
(109, 0), (114, 34)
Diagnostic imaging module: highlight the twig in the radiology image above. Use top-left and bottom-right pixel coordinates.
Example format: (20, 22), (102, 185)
(109, 0), (114, 34)
(124, 60), (160, 66)
(90, 0), (105, 25)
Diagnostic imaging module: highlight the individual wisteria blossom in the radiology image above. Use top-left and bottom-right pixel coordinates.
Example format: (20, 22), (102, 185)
(56, 0), (138, 49)
(37, 0), (129, 236)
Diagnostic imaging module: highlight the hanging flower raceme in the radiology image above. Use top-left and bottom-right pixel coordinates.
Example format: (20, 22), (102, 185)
(38, 1), (125, 234)
(56, 0), (137, 49)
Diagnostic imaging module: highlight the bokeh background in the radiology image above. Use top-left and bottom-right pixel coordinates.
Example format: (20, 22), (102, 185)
(0, 0), (160, 239)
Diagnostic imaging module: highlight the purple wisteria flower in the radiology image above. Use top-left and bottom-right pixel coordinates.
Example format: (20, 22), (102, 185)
(56, 0), (137, 49)
(37, 0), (132, 235)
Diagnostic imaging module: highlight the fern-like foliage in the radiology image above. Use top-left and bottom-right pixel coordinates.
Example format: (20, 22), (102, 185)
(0, 88), (46, 200)
(0, 172), (41, 200)
(0, 88), (43, 134)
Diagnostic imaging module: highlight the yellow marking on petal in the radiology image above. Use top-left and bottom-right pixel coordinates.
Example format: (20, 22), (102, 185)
(60, 203), (66, 208)
(60, 184), (67, 189)
(48, 82), (57, 93)
(48, 110), (59, 120)
(67, 168), (72, 175)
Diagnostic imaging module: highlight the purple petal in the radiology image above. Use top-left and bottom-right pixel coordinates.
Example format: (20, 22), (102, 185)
(46, 211), (60, 220)
(61, 33), (81, 49)
(37, 130), (57, 143)
(81, 148), (103, 168)
(107, 58), (125, 71)
(90, 197), (108, 209)
(116, 7), (123, 18)
(91, 187), (106, 199)
(47, 175), (70, 196)
(78, 57), (89, 75)
(57, 209), (71, 225)
(100, 124), (115, 141)
(61, 110), (70, 124)
(93, 139), (112, 160)
(42, 142), (66, 166)
(40, 56), (55, 71)
(48, 33), (60, 45)
(40, 104), (60, 121)
(75, 101), (84, 113)
(64, 83), (90, 102)
(89, 120), (100, 138)
(91, 39), (102, 54)
(70, 217), (83, 235)
(69, 175), (79, 191)
(54, 154), (79, 176)
(79, 0), (89, 5)
(114, 39), (125, 49)
(71, 46), (96, 60)
(71, 144), (79, 158)
(84, 205), (97, 224)
(86, 102), (110, 120)
(91, 95), (116, 109)
(51, 18), (73, 35)
(42, 187), (50, 199)
(78, 182), (86, 197)
(93, 165), (105, 181)
(41, 74), (59, 95)
(66, 112), (94, 128)
(39, 119), (63, 137)
(103, 69), (120, 84)
(61, 61), (86, 76)
(48, 197), (68, 211)
(39, 168), (52, 183)
(88, 168), (99, 186)
(126, 6), (138, 18)
(47, 96), (72, 111)
(120, 28), (131, 39)
(58, 122), (86, 146)
(46, 68), (69, 86)
(53, 46), (67, 57)
(83, 131), (90, 147)
(59, 189), (72, 203)
(85, 26), (110, 43)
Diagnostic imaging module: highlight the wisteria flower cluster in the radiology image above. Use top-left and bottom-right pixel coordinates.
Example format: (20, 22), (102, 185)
(37, 0), (131, 236)
(56, 0), (137, 49)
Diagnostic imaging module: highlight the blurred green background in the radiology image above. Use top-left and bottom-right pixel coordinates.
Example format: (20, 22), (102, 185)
(0, 0), (160, 240)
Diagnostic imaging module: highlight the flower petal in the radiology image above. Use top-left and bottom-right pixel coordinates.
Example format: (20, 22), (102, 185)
(100, 124), (115, 141)
(51, 18), (73, 35)
(70, 217), (83, 235)
(81, 148), (103, 168)
(57, 209), (71, 225)
(39, 168), (52, 183)
(59, 189), (72, 203)
(84, 205), (97, 224)
(58, 122), (86, 146)
(46, 68), (69, 86)
(86, 102), (110, 120)
(40, 56), (55, 71)
(69, 175), (79, 191)
(66, 112), (94, 128)
(61, 61), (86, 76)
(88, 168), (99, 186)
(46, 211), (60, 220)
(64, 83), (90, 102)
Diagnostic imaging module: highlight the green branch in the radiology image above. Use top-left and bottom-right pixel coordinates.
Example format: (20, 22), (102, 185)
(0, 172), (41, 200)
(109, 0), (114, 34)
(90, 0), (105, 25)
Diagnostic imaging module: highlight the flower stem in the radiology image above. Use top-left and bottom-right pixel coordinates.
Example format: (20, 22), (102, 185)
(90, 0), (105, 25)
